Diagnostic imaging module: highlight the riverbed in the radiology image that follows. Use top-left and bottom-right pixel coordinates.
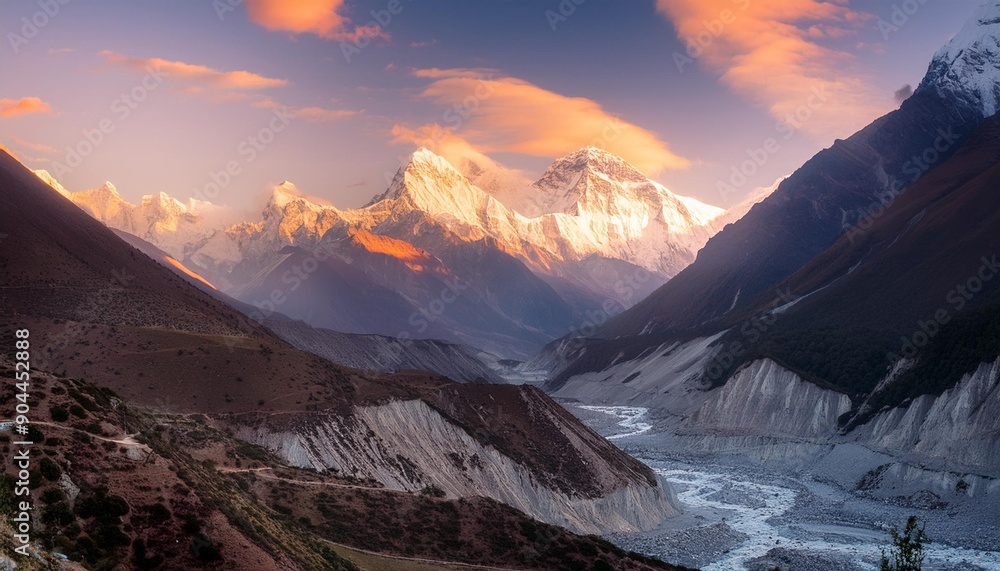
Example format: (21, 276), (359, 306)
(575, 405), (1000, 571)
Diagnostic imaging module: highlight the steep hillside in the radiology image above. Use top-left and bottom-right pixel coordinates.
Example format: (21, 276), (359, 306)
(0, 148), (682, 546)
(262, 318), (502, 383)
(698, 114), (1000, 408)
(602, 2), (1000, 338)
(0, 361), (691, 571)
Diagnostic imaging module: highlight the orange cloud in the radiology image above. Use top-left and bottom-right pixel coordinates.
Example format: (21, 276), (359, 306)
(391, 123), (508, 171)
(101, 51), (287, 90)
(244, 0), (387, 42)
(412, 67), (498, 79)
(251, 97), (357, 121)
(12, 136), (58, 154)
(0, 97), (53, 118)
(656, 0), (887, 140)
(293, 106), (357, 122)
(398, 68), (690, 174)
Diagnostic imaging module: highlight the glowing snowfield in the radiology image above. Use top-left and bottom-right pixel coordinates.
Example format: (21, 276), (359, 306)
(586, 406), (1000, 571)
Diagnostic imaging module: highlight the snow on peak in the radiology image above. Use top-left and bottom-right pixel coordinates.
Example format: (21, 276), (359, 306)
(366, 146), (469, 207)
(142, 191), (186, 214)
(270, 181), (309, 208)
(407, 147), (464, 178)
(920, 1), (1000, 116)
(34, 169), (71, 198)
(96, 181), (120, 197)
(531, 147), (721, 221)
(354, 146), (727, 275)
(545, 146), (648, 184)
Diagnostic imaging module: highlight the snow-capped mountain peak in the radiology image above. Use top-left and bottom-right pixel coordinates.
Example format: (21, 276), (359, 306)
(531, 147), (722, 224)
(35, 147), (737, 294)
(269, 181), (314, 210)
(34, 169), (70, 198)
(920, 0), (1000, 117)
(92, 181), (121, 198)
(364, 146), (487, 218)
(353, 146), (727, 277)
(411, 146), (456, 170)
(141, 191), (186, 216)
(32, 170), (245, 273)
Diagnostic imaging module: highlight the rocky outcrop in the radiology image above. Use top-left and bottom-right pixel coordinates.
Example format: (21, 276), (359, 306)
(688, 359), (852, 439)
(237, 397), (681, 535)
(851, 358), (1000, 474)
(557, 343), (1000, 506)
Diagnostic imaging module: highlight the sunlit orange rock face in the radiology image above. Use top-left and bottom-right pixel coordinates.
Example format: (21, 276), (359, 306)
(349, 228), (445, 274)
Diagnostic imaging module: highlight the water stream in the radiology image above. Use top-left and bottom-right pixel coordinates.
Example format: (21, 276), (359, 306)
(584, 405), (1000, 570)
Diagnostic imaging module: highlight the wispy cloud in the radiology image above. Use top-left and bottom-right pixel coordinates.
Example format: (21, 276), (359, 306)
(0, 97), (54, 118)
(47, 47), (75, 55)
(409, 39), (439, 48)
(412, 67), (497, 80)
(656, 0), (886, 140)
(253, 97), (358, 121)
(101, 51), (287, 91)
(394, 68), (690, 175)
(292, 106), (358, 122)
(12, 136), (58, 153)
(243, 0), (387, 42)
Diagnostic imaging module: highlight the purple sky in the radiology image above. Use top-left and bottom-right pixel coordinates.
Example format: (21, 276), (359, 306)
(0, 0), (984, 211)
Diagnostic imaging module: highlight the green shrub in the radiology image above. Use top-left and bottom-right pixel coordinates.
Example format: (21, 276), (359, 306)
(419, 485), (446, 498)
(881, 516), (928, 571)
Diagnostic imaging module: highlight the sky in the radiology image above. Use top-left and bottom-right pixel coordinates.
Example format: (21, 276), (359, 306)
(0, 0), (985, 212)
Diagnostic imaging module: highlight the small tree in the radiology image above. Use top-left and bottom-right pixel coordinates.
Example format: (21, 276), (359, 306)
(881, 515), (928, 571)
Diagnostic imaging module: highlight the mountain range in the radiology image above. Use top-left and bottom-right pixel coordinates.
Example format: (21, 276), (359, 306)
(541, 0), (1000, 532)
(0, 146), (690, 570)
(36, 146), (772, 364)
(5, 2), (1000, 568)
